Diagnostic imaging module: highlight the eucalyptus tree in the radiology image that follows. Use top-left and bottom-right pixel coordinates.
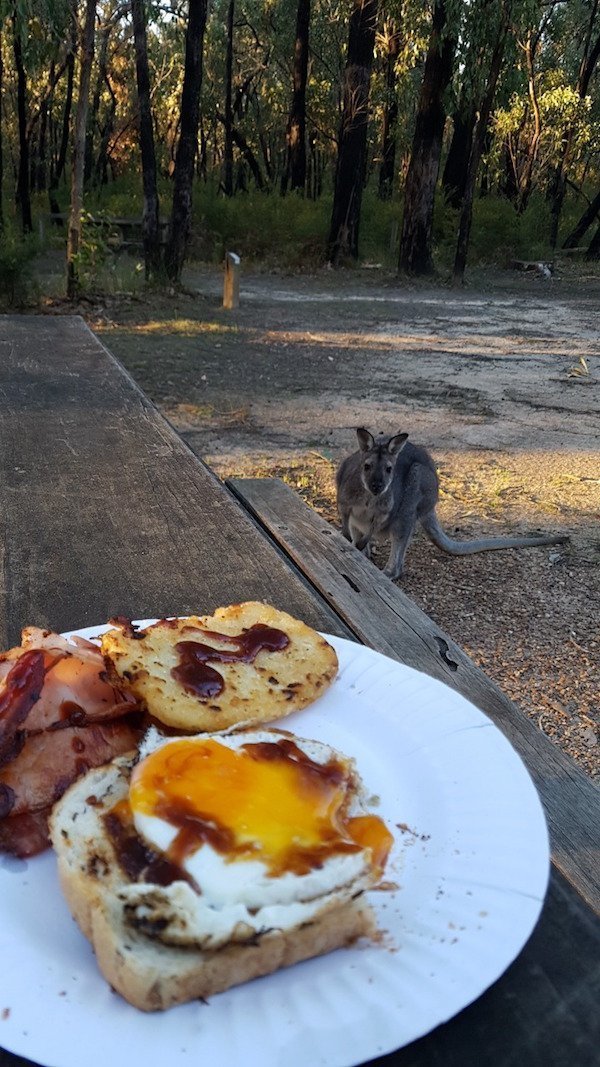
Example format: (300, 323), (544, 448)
(131, 0), (162, 279)
(164, 0), (208, 282)
(66, 0), (97, 298)
(377, 16), (401, 200)
(223, 0), (235, 195)
(328, 0), (379, 263)
(12, 2), (32, 231)
(49, 0), (77, 216)
(398, 0), (456, 274)
(548, 0), (600, 246)
(452, 0), (514, 283)
(281, 0), (310, 194)
(0, 21), (4, 231)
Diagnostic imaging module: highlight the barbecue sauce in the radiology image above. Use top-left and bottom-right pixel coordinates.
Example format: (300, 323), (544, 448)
(171, 624), (290, 699)
(129, 737), (393, 878)
(104, 800), (196, 888)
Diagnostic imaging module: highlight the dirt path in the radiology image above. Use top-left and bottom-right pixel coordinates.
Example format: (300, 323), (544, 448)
(80, 265), (599, 777)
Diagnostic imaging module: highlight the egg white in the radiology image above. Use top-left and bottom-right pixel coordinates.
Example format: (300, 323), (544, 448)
(124, 728), (377, 949)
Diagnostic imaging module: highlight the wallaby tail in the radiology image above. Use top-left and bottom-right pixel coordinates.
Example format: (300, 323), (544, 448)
(420, 512), (568, 556)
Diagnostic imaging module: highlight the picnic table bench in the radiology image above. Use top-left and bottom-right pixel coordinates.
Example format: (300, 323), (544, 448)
(0, 316), (598, 1067)
(39, 213), (169, 249)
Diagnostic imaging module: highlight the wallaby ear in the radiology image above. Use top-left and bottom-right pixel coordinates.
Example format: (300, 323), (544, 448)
(356, 427), (375, 452)
(387, 432), (408, 455)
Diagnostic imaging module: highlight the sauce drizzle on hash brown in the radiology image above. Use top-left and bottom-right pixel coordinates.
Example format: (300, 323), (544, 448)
(101, 603), (338, 732)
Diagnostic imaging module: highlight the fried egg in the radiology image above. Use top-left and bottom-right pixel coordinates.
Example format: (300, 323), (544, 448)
(122, 728), (393, 949)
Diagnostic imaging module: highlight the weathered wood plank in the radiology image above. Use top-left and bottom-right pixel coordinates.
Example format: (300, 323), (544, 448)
(0, 317), (349, 646)
(228, 477), (600, 911)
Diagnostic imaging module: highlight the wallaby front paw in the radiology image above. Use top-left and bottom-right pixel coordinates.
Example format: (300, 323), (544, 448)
(383, 563), (403, 580)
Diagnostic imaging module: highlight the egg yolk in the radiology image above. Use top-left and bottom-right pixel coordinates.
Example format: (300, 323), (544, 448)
(129, 737), (393, 878)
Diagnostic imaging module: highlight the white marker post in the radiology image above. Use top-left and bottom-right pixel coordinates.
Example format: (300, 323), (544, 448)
(223, 251), (241, 309)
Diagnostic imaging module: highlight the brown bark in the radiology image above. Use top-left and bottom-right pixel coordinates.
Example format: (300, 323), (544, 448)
(164, 0), (208, 284)
(131, 0), (162, 280)
(452, 2), (512, 284)
(398, 0), (455, 274)
(442, 104), (476, 209)
(328, 0), (378, 264)
(12, 8), (32, 234)
(66, 0), (97, 299)
(378, 23), (400, 201)
(281, 0), (310, 195)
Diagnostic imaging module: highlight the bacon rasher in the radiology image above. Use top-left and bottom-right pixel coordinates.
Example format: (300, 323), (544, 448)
(0, 627), (142, 857)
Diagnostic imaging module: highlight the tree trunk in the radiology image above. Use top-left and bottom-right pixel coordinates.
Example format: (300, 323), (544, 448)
(585, 221), (600, 259)
(281, 0), (310, 195)
(442, 104), (476, 208)
(131, 0), (162, 281)
(164, 0), (208, 284)
(378, 24), (400, 201)
(217, 112), (265, 189)
(85, 20), (110, 186)
(452, 2), (512, 284)
(563, 188), (600, 248)
(0, 26), (3, 233)
(398, 0), (455, 274)
(223, 0), (234, 196)
(327, 0), (378, 264)
(66, 0), (97, 299)
(548, 4), (600, 248)
(516, 31), (541, 215)
(50, 7), (76, 218)
(12, 9), (32, 234)
(36, 87), (49, 192)
(94, 71), (116, 185)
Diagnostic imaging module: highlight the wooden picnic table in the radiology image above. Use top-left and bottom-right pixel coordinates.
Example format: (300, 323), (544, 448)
(0, 315), (598, 1067)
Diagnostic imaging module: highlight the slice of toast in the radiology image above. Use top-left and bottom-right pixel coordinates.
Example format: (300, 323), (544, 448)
(49, 735), (380, 1012)
(101, 602), (338, 732)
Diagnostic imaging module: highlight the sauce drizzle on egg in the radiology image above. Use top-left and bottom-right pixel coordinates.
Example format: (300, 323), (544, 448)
(129, 737), (392, 878)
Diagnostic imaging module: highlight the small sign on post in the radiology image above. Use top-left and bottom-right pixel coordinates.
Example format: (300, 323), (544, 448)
(223, 251), (241, 309)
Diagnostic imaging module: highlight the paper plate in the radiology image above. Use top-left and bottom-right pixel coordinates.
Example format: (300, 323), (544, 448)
(0, 626), (549, 1067)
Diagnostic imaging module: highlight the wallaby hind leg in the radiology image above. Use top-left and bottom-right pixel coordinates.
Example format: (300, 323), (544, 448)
(383, 464), (424, 579)
(383, 517), (417, 579)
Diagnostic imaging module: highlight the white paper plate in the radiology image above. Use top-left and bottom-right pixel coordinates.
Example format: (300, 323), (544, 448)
(0, 625), (549, 1067)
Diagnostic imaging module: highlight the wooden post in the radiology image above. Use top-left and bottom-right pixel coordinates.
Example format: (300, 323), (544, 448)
(223, 251), (240, 308)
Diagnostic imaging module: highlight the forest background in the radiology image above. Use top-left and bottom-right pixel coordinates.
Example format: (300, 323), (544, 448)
(1, 0), (600, 300)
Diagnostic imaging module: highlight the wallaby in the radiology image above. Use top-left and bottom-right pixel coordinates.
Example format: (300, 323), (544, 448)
(336, 428), (568, 580)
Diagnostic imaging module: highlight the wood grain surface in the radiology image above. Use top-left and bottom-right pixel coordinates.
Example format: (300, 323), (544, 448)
(0, 316), (348, 644)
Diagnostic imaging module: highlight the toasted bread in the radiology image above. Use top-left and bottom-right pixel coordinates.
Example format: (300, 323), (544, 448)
(101, 603), (338, 732)
(49, 730), (387, 1011)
